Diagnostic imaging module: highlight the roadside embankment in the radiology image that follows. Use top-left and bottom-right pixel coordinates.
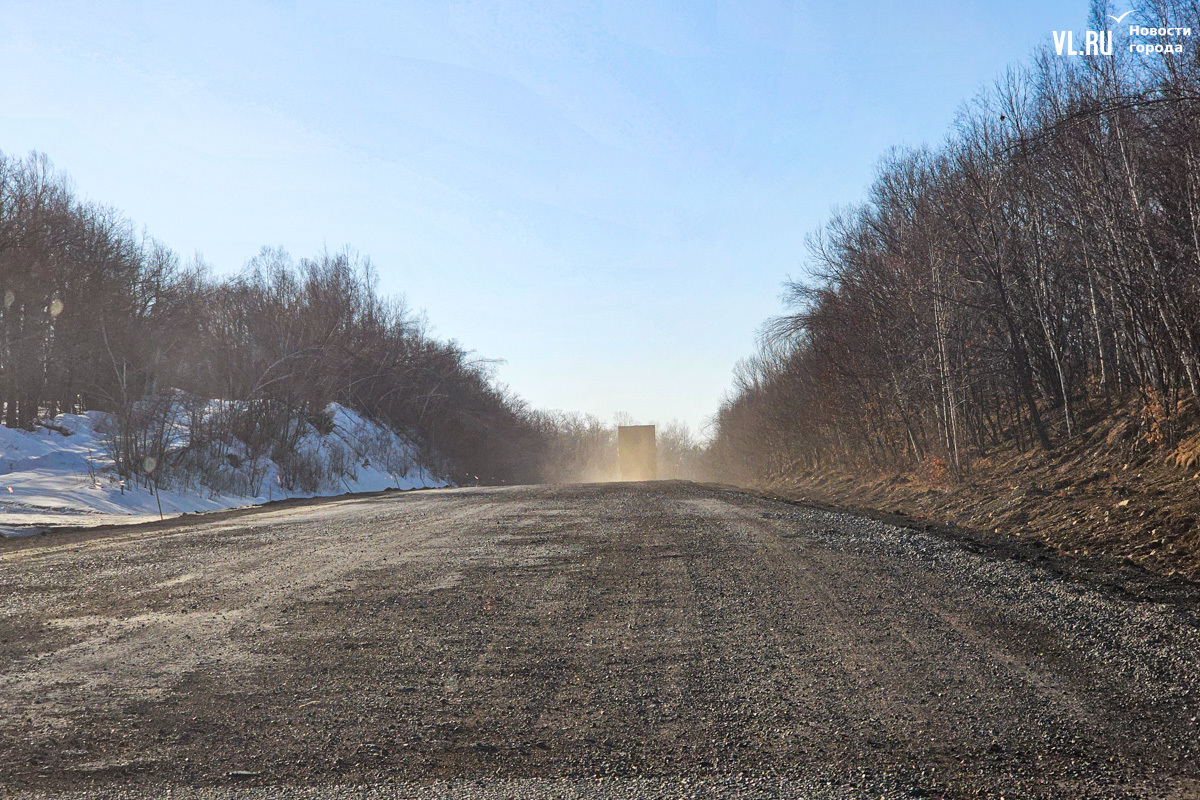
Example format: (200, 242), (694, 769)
(769, 412), (1200, 583)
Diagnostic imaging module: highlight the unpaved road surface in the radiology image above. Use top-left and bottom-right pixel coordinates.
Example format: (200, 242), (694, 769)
(2, 482), (1200, 799)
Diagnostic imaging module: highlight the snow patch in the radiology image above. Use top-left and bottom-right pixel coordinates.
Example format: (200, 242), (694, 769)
(0, 403), (449, 535)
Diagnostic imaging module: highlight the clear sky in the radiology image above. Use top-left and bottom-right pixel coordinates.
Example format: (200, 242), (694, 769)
(1, 0), (1092, 435)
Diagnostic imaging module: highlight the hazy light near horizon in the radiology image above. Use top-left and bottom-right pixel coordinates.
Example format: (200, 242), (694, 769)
(0, 0), (1089, 434)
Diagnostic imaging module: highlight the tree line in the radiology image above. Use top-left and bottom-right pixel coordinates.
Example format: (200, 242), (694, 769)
(0, 150), (544, 486)
(710, 1), (1200, 485)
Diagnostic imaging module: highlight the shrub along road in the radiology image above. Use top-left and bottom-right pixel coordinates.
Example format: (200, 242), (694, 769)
(1, 482), (1199, 799)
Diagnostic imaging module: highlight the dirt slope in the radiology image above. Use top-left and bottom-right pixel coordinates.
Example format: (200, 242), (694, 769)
(770, 423), (1200, 583)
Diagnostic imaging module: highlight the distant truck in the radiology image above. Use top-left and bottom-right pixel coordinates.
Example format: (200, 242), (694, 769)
(617, 425), (657, 481)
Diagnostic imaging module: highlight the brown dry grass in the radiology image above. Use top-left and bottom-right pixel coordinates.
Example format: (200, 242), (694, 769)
(770, 400), (1200, 582)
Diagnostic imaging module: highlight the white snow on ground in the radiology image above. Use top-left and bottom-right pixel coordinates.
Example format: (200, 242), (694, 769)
(0, 403), (448, 535)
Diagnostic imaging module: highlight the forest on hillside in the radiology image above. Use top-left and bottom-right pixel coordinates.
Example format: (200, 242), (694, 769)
(710, 1), (1200, 486)
(0, 151), (550, 487)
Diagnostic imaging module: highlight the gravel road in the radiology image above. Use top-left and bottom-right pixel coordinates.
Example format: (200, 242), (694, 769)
(2, 482), (1199, 799)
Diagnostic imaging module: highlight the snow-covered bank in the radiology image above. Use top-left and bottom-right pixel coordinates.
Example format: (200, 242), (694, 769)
(0, 403), (449, 535)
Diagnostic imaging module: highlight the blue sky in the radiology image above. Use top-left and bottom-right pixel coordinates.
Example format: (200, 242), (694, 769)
(1, 0), (1092, 435)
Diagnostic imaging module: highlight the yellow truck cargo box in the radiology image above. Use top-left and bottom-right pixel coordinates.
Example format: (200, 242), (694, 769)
(617, 425), (657, 481)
